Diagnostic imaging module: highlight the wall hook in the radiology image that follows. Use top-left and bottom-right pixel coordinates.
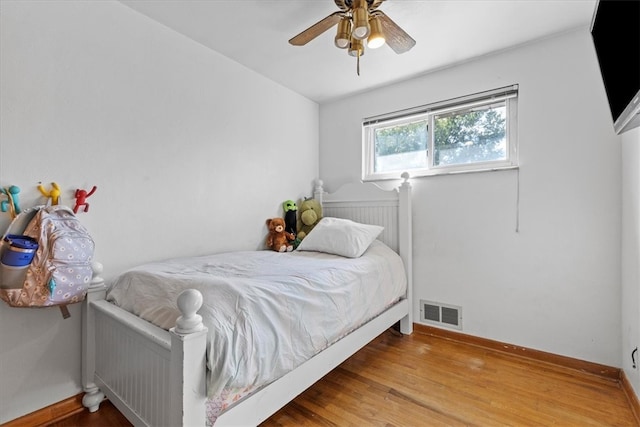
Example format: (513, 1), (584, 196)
(0, 185), (21, 218)
(632, 347), (638, 369)
(38, 182), (62, 205)
(74, 186), (97, 214)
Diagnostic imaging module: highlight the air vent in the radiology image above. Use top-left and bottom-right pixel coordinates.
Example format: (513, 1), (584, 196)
(420, 300), (462, 330)
(423, 302), (440, 322)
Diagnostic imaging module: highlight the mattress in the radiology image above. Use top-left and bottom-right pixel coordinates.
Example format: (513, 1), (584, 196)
(106, 240), (407, 421)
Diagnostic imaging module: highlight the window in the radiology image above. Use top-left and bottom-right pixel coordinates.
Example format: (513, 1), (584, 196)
(363, 85), (518, 180)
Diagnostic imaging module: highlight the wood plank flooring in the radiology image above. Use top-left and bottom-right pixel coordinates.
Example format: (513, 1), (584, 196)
(47, 327), (638, 426)
(262, 329), (637, 426)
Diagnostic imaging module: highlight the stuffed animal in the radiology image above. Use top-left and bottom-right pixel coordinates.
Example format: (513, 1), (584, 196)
(297, 198), (322, 239)
(266, 217), (295, 252)
(282, 200), (298, 236)
(283, 199), (302, 249)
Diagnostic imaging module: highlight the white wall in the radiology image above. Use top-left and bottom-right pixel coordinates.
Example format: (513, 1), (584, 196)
(320, 29), (623, 367)
(0, 1), (319, 422)
(622, 126), (640, 396)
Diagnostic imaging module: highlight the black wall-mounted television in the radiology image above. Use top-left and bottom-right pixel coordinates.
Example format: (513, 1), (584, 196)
(590, 0), (640, 135)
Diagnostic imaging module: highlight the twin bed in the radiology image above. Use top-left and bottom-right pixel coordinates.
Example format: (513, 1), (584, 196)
(81, 175), (413, 426)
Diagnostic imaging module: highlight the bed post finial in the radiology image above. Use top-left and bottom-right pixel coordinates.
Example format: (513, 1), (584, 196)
(90, 261), (104, 288)
(401, 171), (410, 186)
(175, 289), (205, 334)
(314, 178), (324, 205)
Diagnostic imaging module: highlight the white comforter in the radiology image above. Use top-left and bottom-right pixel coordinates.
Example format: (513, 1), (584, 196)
(106, 240), (406, 398)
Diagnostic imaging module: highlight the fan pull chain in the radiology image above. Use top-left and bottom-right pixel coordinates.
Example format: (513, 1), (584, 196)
(357, 51), (360, 76)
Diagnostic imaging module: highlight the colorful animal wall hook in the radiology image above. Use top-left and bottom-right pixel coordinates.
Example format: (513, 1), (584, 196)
(73, 185), (97, 213)
(38, 182), (62, 205)
(0, 185), (21, 217)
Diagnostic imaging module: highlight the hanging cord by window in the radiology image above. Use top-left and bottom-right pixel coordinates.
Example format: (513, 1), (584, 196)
(515, 167), (520, 233)
(632, 347), (638, 369)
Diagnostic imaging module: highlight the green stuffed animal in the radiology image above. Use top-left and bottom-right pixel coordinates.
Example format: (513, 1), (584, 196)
(297, 198), (323, 239)
(283, 199), (301, 249)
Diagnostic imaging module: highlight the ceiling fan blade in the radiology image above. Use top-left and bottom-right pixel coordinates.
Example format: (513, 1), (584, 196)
(289, 11), (343, 46)
(376, 11), (416, 54)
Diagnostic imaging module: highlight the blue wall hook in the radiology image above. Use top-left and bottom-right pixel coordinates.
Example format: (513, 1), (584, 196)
(0, 185), (21, 215)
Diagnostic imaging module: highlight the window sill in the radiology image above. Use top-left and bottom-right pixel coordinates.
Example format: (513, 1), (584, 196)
(363, 165), (519, 182)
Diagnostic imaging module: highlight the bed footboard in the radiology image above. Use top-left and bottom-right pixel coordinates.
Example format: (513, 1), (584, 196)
(82, 264), (208, 426)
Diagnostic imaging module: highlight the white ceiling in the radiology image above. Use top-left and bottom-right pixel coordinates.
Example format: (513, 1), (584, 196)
(119, 0), (597, 104)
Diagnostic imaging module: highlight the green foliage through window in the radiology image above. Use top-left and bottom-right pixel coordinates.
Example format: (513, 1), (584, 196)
(433, 105), (506, 166)
(375, 120), (427, 156)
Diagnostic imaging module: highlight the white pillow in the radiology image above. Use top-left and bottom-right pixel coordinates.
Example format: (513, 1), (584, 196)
(296, 217), (384, 258)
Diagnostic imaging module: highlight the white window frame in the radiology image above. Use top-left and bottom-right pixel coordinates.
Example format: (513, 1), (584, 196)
(362, 85), (519, 181)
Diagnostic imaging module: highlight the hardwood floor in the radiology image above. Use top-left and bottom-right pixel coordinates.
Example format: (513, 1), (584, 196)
(48, 327), (638, 426)
(262, 329), (637, 426)
(44, 401), (130, 427)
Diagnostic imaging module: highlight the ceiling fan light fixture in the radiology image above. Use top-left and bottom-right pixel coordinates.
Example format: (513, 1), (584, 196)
(334, 17), (351, 49)
(367, 16), (385, 49)
(348, 38), (365, 57)
(288, 0), (416, 75)
(351, 2), (370, 40)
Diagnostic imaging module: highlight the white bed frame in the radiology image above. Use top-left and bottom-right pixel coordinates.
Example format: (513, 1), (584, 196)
(81, 175), (413, 426)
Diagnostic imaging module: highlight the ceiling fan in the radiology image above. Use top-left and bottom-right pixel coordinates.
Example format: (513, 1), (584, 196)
(289, 0), (416, 75)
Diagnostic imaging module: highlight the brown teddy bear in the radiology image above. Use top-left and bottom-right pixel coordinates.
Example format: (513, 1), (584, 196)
(266, 217), (295, 252)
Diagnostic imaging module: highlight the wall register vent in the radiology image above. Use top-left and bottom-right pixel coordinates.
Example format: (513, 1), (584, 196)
(420, 300), (462, 330)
